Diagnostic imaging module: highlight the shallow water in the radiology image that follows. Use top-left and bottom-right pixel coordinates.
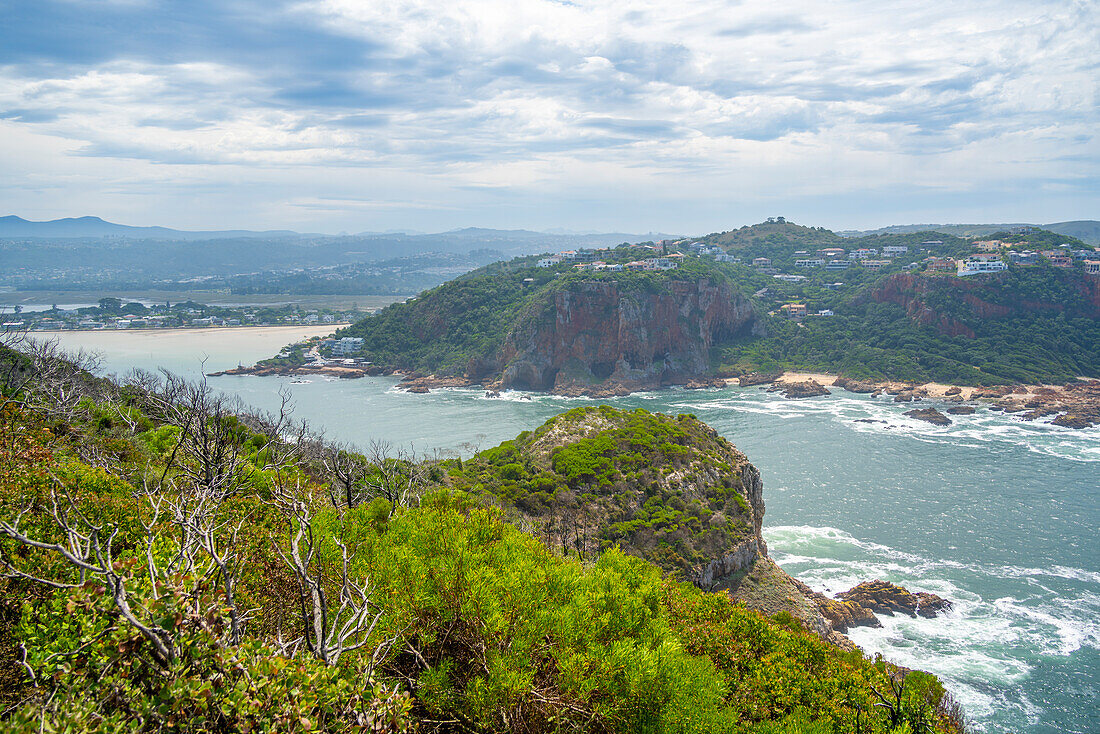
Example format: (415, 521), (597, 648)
(45, 330), (1100, 734)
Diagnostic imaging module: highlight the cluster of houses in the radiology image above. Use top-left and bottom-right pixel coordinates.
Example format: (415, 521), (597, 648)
(926, 247), (1099, 277)
(532, 237), (1099, 287)
(783, 244), (912, 274)
(537, 248), (684, 272)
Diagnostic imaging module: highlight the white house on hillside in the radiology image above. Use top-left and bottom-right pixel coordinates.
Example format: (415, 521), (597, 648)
(957, 254), (1007, 277)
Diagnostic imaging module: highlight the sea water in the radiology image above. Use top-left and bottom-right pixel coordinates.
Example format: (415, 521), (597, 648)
(43, 330), (1100, 733)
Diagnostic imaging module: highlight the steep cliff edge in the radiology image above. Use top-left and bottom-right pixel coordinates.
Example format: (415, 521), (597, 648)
(869, 269), (1100, 339)
(335, 259), (763, 395)
(442, 406), (838, 640)
(499, 277), (761, 394)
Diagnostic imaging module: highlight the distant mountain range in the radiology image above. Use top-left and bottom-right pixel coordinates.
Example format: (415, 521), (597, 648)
(0, 215), (307, 241)
(0, 216), (680, 290)
(839, 220), (1100, 245)
(0, 215), (677, 245)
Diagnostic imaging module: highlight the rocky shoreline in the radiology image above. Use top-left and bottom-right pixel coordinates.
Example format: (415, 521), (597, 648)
(212, 361), (1100, 429)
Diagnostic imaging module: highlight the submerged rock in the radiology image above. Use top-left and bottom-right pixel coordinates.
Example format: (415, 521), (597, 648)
(905, 408), (951, 426)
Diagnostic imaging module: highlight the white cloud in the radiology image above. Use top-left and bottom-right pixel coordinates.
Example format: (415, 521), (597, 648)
(0, 0), (1096, 230)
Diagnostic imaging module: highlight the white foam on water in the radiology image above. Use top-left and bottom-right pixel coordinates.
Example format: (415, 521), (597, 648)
(766, 524), (1100, 732)
(711, 388), (1100, 462)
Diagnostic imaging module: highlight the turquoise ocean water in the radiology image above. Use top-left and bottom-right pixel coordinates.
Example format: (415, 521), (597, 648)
(47, 330), (1100, 734)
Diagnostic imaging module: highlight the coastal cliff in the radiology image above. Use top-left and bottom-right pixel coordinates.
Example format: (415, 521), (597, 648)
(332, 259), (763, 396)
(870, 270), (1100, 339)
(444, 406), (849, 641)
(498, 277), (762, 394)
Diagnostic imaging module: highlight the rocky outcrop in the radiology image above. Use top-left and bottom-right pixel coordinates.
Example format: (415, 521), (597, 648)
(946, 406), (975, 415)
(836, 580), (951, 619)
(984, 380), (1100, 428)
(1051, 414), (1096, 429)
(791, 579), (881, 633)
(833, 375), (878, 393)
(769, 379), (830, 398)
(915, 592), (952, 618)
(498, 278), (763, 395)
(737, 371), (782, 387)
(838, 580), (920, 616)
(905, 408), (951, 426)
(684, 377), (728, 390)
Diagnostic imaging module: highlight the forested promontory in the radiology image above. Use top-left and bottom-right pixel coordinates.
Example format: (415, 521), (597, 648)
(327, 222), (1100, 391)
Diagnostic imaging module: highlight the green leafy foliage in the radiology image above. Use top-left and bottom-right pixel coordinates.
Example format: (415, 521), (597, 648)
(0, 353), (967, 733)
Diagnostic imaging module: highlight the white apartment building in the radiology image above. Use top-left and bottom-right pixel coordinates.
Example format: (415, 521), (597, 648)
(957, 255), (1007, 277)
(331, 337), (364, 356)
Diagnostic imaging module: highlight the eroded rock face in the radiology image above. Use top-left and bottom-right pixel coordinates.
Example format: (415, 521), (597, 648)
(499, 278), (762, 394)
(905, 408), (952, 426)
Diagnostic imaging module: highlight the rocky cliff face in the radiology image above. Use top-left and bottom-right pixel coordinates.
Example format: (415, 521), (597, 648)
(497, 278), (762, 394)
(870, 271), (1100, 339)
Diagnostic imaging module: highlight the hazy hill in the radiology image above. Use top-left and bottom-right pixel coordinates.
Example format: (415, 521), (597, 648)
(0, 217), (675, 290)
(0, 215), (303, 240)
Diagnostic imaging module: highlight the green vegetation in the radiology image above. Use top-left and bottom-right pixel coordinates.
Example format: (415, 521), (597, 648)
(441, 406), (758, 579)
(330, 220), (1098, 387)
(336, 251), (734, 377)
(0, 343), (968, 733)
(717, 265), (1100, 384)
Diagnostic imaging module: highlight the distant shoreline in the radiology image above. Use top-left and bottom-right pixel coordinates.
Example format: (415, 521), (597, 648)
(27, 324), (347, 335)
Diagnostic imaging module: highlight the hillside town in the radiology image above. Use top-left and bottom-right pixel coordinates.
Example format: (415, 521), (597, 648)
(1, 299), (363, 332)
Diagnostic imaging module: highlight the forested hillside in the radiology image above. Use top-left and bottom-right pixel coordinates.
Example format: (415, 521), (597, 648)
(716, 266), (1100, 384)
(328, 222), (1099, 389)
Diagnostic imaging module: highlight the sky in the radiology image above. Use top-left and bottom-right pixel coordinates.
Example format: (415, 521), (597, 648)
(0, 0), (1097, 234)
